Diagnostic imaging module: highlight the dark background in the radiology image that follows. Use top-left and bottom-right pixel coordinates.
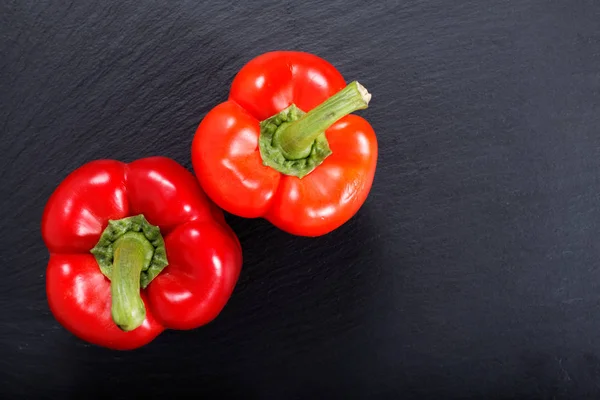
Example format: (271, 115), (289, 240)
(2, 0), (600, 398)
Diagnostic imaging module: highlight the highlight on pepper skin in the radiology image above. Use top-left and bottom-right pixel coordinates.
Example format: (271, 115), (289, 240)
(192, 51), (378, 237)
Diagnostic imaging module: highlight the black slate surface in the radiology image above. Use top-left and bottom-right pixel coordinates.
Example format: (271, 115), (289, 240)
(2, 0), (600, 398)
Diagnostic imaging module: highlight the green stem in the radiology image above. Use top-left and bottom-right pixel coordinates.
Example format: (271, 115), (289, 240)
(110, 232), (154, 331)
(91, 215), (169, 331)
(275, 81), (371, 160)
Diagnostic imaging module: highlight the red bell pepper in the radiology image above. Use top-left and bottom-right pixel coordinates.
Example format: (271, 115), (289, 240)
(41, 156), (242, 350)
(191, 51), (378, 237)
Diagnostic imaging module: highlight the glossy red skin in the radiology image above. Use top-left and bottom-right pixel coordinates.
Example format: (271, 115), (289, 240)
(42, 157), (242, 350)
(192, 51), (378, 236)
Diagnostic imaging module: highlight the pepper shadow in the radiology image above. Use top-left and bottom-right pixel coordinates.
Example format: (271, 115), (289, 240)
(210, 200), (389, 390)
(60, 341), (260, 399)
